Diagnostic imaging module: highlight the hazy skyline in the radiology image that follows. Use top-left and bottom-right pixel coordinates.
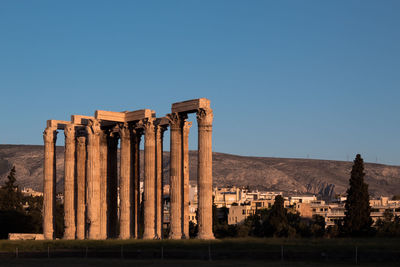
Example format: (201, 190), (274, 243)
(1, 1), (399, 165)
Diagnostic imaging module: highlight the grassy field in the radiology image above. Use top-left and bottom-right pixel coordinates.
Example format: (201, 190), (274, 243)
(0, 238), (399, 265)
(1, 237), (399, 251)
(2, 258), (400, 267)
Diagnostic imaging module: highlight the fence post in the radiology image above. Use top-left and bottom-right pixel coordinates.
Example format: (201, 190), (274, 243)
(47, 246), (50, 258)
(161, 245), (164, 260)
(281, 245), (284, 262)
(120, 245), (124, 259)
(85, 246), (88, 258)
(208, 243), (212, 261)
(15, 247), (18, 259)
(355, 246), (358, 265)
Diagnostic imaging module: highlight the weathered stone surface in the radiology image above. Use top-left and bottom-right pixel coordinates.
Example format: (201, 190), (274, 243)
(47, 120), (70, 130)
(155, 124), (167, 239)
(182, 121), (192, 239)
(196, 108), (214, 239)
(9, 233), (44, 240)
(95, 110), (126, 122)
(99, 131), (108, 239)
(43, 126), (57, 240)
(171, 98), (210, 114)
(76, 136), (86, 240)
(142, 118), (156, 239)
(131, 127), (142, 239)
(118, 123), (131, 239)
(63, 124), (76, 239)
(125, 109), (153, 122)
(86, 119), (101, 240)
(95, 109), (153, 123)
(167, 113), (184, 239)
(71, 115), (94, 125)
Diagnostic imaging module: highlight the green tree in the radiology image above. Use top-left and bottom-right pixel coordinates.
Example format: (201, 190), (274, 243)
(311, 215), (326, 238)
(0, 167), (38, 239)
(0, 166), (23, 211)
(343, 154), (373, 236)
(263, 195), (290, 237)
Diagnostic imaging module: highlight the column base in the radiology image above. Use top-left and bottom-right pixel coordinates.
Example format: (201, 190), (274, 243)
(196, 233), (215, 240)
(63, 230), (76, 240)
(181, 233), (189, 239)
(142, 233), (156, 240)
(43, 232), (54, 240)
(168, 233), (183, 240)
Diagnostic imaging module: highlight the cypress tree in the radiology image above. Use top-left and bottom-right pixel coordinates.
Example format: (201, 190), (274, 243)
(0, 166), (23, 211)
(264, 195), (289, 237)
(344, 154), (373, 236)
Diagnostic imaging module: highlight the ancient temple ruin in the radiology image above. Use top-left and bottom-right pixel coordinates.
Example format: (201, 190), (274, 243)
(42, 98), (214, 240)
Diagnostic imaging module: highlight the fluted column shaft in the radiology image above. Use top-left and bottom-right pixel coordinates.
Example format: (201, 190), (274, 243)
(131, 128), (142, 239)
(182, 121), (192, 239)
(119, 123), (131, 239)
(143, 118), (156, 239)
(63, 124), (76, 239)
(168, 113), (184, 239)
(86, 120), (101, 240)
(196, 108), (215, 239)
(155, 125), (167, 239)
(76, 136), (86, 240)
(43, 126), (57, 240)
(99, 131), (108, 239)
(107, 134), (118, 238)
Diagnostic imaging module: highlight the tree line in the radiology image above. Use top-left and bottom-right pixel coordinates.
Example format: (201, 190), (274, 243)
(0, 166), (64, 239)
(210, 154), (400, 238)
(1, 154), (400, 239)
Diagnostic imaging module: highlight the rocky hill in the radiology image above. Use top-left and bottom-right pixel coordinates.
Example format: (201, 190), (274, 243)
(1, 144), (400, 199)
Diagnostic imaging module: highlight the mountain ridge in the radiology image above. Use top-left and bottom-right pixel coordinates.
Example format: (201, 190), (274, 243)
(1, 144), (399, 198)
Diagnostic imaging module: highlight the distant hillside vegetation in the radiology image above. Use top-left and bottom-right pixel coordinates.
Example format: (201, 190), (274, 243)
(1, 144), (400, 198)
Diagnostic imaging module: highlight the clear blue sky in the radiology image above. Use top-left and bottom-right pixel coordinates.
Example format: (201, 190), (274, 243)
(1, 1), (399, 165)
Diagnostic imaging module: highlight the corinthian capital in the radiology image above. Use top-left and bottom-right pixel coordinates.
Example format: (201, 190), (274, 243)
(76, 136), (86, 147)
(167, 113), (187, 130)
(117, 122), (130, 140)
(142, 117), (155, 135)
(183, 121), (192, 131)
(64, 124), (75, 142)
(196, 108), (213, 126)
(43, 127), (58, 144)
(86, 119), (101, 136)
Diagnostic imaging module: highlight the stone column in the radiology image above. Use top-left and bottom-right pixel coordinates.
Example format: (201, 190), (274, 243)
(155, 124), (167, 239)
(76, 135), (86, 240)
(86, 120), (101, 240)
(131, 127), (142, 239)
(119, 123), (131, 239)
(43, 126), (57, 240)
(99, 130), (108, 239)
(63, 124), (76, 239)
(182, 121), (192, 239)
(143, 118), (156, 239)
(107, 134), (118, 239)
(196, 108), (215, 239)
(167, 113), (184, 239)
